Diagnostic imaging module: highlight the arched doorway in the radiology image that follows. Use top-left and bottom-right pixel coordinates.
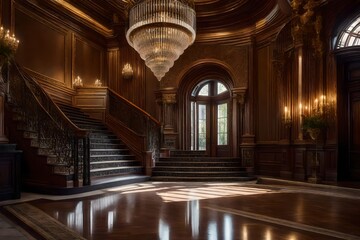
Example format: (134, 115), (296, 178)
(177, 62), (237, 157)
(189, 80), (231, 157)
(335, 14), (360, 180)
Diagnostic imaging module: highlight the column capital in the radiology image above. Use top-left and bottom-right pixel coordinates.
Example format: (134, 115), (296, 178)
(162, 93), (177, 104)
(232, 88), (247, 106)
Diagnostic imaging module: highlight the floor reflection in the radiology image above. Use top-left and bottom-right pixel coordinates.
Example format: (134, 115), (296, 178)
(30, 182), (360, 240)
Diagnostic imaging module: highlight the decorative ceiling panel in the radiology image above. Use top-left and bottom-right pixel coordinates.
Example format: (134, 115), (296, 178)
(54, 0), (291, 45)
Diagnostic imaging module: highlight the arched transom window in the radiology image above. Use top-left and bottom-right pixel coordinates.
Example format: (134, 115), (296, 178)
(336, 16), (360, 49)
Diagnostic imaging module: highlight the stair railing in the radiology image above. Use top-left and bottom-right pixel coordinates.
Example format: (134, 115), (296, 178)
(106, 89), (161, 167)
(5, 62), (91, 186)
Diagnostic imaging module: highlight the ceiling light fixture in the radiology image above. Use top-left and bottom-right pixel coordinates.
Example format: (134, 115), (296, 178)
(126, 0), (196, 81)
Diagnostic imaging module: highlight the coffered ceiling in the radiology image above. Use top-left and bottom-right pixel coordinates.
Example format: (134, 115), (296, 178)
(50, 0), (292, 45)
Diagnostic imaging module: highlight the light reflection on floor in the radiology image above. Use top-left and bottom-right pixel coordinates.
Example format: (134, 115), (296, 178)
(106, 182), (274, 202)
(28, 182), (360, 240)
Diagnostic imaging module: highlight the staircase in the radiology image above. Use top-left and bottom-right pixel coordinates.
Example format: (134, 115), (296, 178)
(57, 103), (145, 183)
(151, 150), (255, 181)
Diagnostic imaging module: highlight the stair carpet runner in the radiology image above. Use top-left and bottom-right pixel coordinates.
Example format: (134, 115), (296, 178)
(151, 150), (255, 181)
(57, 103), (144, 181)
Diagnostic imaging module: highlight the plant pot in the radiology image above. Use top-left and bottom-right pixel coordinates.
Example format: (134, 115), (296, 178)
(308, 128), (321, 140)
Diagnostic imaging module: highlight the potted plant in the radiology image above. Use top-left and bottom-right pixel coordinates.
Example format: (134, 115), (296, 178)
(302, 112), (327, 140)
(302, 97), (335, 140)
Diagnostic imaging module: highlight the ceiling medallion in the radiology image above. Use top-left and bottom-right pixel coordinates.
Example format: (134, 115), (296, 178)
(126, 0), (196, 81)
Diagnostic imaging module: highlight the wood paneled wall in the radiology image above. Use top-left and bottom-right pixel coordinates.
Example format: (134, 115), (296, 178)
(7, 0), (155, 112)
(11, 0), (107, 104)
(252, 1), (360, 182)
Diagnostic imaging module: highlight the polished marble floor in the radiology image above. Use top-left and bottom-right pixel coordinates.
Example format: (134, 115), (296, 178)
(1, 180), (360, 240)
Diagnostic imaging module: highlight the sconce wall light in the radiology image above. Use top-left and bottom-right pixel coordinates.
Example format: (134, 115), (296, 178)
(122, 63), (133, 80)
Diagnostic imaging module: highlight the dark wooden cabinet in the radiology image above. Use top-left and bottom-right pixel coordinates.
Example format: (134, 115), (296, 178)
(0, 144), (22, 201)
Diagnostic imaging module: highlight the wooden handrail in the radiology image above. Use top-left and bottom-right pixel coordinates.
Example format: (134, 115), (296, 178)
(14, 63), (88, 138)
(107, 88), (160, 126)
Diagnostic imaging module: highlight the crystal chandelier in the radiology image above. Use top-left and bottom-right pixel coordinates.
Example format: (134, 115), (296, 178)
(126, 0), (196, 81)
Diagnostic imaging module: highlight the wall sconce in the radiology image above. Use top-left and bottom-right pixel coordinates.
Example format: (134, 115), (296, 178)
(122, 63), (133, 80)
(94, 79), (102, 87)
(73, 75), (83, 87)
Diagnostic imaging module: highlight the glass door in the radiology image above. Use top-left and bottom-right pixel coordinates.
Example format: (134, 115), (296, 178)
(190, 80), (231, 156)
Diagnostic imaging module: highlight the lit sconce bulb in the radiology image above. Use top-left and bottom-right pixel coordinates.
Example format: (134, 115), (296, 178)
(94, 79), (102, 87)
(73, 75), (83, 87)
(122, 63), (133, 80)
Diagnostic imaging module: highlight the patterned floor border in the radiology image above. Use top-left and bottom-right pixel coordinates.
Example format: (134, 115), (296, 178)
(3, 203), (85, 240)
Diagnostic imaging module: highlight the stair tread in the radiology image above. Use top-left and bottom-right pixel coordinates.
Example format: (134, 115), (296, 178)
(154, 166), (243, 169)
(90, 149), (129, 151)
(152, 170), (247, 173)
(91, 160), (140, 164)
(157, 161), (240, 165)
(151, 176), (255, 180)
(91, 166), (143, 172)
(91, 154), (134, 157)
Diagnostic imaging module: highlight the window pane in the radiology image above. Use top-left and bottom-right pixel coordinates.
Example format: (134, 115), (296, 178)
(217, 82), (228, 95)
(191, 102), (195, 150)
(198, 104), (207, 150)
(337, 16), (360, 49)
(199, 84), (209, 96)
(217, 103), (228, 145)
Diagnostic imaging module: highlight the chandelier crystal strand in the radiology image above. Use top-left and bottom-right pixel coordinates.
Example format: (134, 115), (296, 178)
(126, 0), (196, 81)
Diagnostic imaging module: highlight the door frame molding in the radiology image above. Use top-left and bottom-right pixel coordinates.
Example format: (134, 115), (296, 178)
(177, 61), (236, 155)
(335, 47), (360, 180)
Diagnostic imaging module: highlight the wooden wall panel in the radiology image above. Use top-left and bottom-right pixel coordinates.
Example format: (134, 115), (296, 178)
(293, 148), (306, 180)
(255, 147), (283, 177)
(73, 36), (104, 87)
(256, 45), (279, 142)
(15, 7), (68, 86)
(323, 147), (337, 181)
(107, 32), (148, 111)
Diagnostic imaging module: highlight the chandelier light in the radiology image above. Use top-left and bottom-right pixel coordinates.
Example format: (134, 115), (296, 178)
(126, 0), (196, 81)
(0, 26), (20, 66)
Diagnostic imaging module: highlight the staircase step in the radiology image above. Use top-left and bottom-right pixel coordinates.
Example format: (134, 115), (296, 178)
(153, 167), (246, 172)
(155, 162), (242, 167)
(91, 160), (141, 169)
(90, 138), (122, 144)
(76, 125), (108, 131)
(152, 171), (249, 177)
(89, 133), (118, 139)
(90, 149), (130, 155)
(170, 150), (207, 157)
(151, 176), (256, 182)
(56, 102), (142, 183)
(91, 154), (136, 161)
(23, 131), (38, 139)
(67, 116), (102, 124)
(90, 143), (124, 149)
(152, 150), (253, 182)
(90, 166), (143, 177)
(158, 157), (241, 162)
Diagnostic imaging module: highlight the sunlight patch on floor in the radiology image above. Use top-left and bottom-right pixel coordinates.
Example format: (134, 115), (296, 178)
(105, 182), (274, 203)
(157, 185), (274, 202)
